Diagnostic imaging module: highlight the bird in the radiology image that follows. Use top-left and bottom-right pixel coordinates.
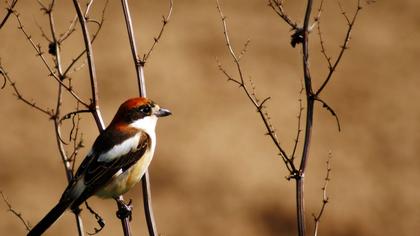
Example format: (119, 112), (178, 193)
(27, 97), (171, 236)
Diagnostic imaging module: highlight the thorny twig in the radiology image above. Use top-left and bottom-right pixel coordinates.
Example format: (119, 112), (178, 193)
(316, 0), (332, 69)
(42, 2), (85, 234)
(12, 10), (89, 107)
(216, 0), (297, 174)
(60, 109), (91, 123)
(62, 0), (109, 79)
(58, 15), (78, 42)
(85, 201), (105, 235)
(267, 0), (298, 30)
(0, 191), (31, 231)
(0, 63), (53, 116)
(68, 103), (85, 172)
(0, 0), (18, 29)
(291, 86), (304, 161)
(219, 0), (364, 235)
(315, 0), (362, 96)
(142, 0), (173, 63)
(314, 97), (341, 131)
(312, 155), (332, 236)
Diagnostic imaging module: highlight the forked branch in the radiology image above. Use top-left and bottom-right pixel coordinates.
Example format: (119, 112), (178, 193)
(315, 0), (362, 96)
(0, 0), (18, 29)
(216, 0), (296, 174)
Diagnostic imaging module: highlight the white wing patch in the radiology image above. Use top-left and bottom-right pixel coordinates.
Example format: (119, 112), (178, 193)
(97, 134), (140, 162)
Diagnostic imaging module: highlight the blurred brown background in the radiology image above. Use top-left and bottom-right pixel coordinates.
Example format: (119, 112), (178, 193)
(1, 0), (419, 235)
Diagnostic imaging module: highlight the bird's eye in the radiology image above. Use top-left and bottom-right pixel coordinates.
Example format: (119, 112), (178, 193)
(140, 106), (151, 114)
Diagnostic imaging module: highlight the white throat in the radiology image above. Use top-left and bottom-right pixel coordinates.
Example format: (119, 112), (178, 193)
(129, 115), (158, 136)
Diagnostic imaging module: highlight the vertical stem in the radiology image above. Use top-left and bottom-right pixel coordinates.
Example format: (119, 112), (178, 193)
(121, 0), (146, 96)
(73, 0), (132, 235)
(117, 196), (132, 236)
(72, 0), (104, 130)
(53, 86), (85, 236)
(142, 171), (158, 236)
(120, 1), (158, 236)
(296, 0), (314, 236)
(49, 3), (85, 234)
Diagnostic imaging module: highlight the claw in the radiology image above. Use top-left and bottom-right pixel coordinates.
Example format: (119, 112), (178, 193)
(116, 199), (133, 221)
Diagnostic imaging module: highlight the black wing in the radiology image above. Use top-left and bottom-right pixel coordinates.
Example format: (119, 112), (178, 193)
(69, 131), (150, 206)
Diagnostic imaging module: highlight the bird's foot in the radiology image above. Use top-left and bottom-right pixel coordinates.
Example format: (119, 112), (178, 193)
(116, 199), (133, 221)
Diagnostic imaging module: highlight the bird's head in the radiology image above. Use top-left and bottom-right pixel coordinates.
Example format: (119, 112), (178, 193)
(110, 97), (171, 133)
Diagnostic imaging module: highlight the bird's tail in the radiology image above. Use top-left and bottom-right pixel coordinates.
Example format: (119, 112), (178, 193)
(27, 200), (70, 236)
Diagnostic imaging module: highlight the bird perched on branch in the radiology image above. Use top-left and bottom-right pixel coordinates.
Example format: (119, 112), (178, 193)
(28, 97), (171, 236)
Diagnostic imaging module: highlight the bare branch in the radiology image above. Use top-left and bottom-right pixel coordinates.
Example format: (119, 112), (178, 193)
(60, 109), (91, 123)
(291, 86), (304, 161)
(216, 0), (296, 173)
(315, 0), (333, 70)
(237, 39), (250, 61)
(121, 0), (145, 97)
(314, 97), (341, 131)
(85, 201), (105, 235)
(296, 0), (315, 235)
(268, 0), (298, 30)
(142, 0), (173, 63)
(12, 10), (89, 107)
(72, 0), (105, 130)
(0, 0), (18, 29)
(312, 154), (332, 236)
(315, 0), (362, 96)
(62, 0), (109, 79)
(0, 66), (6, 89)
(0, 63), (53, 116)
(58, 15), (78, 42)
(0, 191), (31, 231)
(13, 11), (58, 80)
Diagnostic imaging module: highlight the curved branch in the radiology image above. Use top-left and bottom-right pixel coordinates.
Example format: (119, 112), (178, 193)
(314, 97), (341, 131)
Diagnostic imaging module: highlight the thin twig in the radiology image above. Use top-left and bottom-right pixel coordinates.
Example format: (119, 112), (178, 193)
(0, 63), (53, 116)
(216, 0), (296, 174)
(315, 0), (332, 70)
(0, 0), (18, 29)
(267, 0), (298, 30)
(121, 0), (145, 96)
(120, 1), (173, 235)
(312, 154), (332, 236)
(68, 104), (84, 172)
(314, 97), (341, 131)
(60, 109), (91, 123)
(85, 201), (105, 235)
(0, 191), (31, 231)
(58, 15), (78, 42)
(291, 86), (304, 161)
(12, 10), (89, 107)
(142, 0), (173, 63)
(72, 0), (105, 130)
(45, 2), (85, 234)
(62, 0), (109, 79)
(315, 0), (362, 96)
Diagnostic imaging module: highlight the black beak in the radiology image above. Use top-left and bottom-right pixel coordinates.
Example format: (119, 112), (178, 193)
(155, 108), (171, 117)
